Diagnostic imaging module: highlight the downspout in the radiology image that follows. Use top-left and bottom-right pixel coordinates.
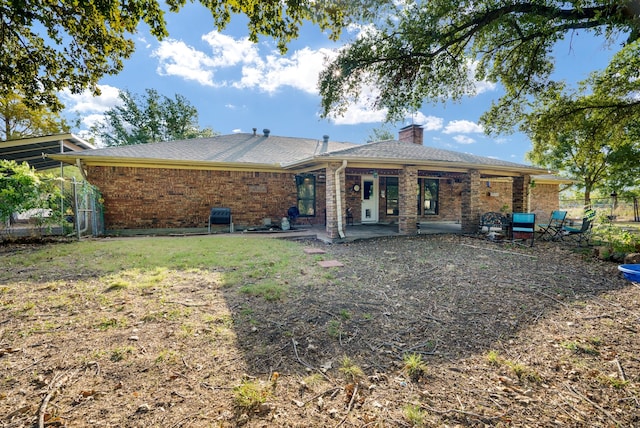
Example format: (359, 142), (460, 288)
(335, 160), (347, 239)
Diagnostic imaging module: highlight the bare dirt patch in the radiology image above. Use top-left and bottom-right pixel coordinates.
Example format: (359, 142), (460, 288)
(1, 234), (639, 427)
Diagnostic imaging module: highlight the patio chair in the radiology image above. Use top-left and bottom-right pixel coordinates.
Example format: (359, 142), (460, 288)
(479, 212), (508, 238)
(346, 207), (354, 226)
(208, 207), (232, 233)
(562, 209), (596, 246)
(511, 212), (536, 247)
(537, 210), (567, 241)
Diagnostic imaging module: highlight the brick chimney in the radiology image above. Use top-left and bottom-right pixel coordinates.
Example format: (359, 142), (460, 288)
(398, 124), (423, 145)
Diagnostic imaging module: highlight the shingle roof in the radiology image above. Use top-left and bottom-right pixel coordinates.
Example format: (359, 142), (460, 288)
(52, 132), (544, 173)
(72, 133), (355, 165)
(311, 140), (536, 170)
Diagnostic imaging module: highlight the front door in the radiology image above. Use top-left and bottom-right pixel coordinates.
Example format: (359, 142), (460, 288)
(361, 175), (378, 223)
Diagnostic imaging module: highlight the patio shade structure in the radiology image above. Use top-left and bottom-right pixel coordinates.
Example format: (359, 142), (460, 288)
(0, 133), (94, 171)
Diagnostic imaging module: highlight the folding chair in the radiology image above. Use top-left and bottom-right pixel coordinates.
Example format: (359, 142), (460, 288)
(511, 212), (536, 247)
(538, 210), (567, 241)
(562, 209), (596, 246)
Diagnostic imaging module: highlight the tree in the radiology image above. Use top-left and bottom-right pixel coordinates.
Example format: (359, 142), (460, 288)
(366, 126), (395, 143)
(524, 85), (640, 205)
(1, 0), (376, 112)
(92, 89), (216, 146)
(0, 92), (69, 141)
(318, 1), (640, 132)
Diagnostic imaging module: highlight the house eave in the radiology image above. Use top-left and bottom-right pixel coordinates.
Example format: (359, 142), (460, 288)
(48, 154), (287, 173)
(284, 155), (546, 176)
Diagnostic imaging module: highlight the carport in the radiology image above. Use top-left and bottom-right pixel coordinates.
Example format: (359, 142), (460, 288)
(0, 133), (94, 171)
(1, 133), (97, 239)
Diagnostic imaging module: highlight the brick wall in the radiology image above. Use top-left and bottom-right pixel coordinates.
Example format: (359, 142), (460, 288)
(86, 166), (325, 230)
(479, 180), (512, 213)
(530, 183), (560, 223)
(461, 170), (481, 233)
(398, 166), (418, 234)
(512, 175), (530, 213)
(87, 165), (560, 233)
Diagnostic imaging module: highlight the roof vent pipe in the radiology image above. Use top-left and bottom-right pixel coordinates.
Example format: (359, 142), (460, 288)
(323, 135), (329, 143)
(252, 128), (257, 136)
(263, 128), (270, 137)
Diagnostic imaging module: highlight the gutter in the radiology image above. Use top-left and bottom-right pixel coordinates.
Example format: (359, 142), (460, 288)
(335, 160), (347, 239)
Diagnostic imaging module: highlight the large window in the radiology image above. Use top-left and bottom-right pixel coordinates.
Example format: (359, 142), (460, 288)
(385, 177), (399, 215)
(418, 178), (439, 215)
(296, 175), (315, 216)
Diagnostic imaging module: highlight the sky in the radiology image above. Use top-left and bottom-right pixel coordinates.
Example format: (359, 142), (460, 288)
(59, 3), (624, 164)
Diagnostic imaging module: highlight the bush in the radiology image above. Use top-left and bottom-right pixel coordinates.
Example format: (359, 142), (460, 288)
(0, 160), (63, 228)
(592, 214), (640, 254)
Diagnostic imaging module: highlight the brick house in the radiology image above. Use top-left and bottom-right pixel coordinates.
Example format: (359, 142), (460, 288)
(52, 125), (567, 240)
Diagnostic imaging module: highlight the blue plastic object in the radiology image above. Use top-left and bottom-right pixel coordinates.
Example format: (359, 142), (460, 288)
(618, 264), (640, 282)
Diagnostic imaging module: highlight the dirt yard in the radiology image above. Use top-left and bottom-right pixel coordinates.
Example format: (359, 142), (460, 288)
(1, 234), (639, 427)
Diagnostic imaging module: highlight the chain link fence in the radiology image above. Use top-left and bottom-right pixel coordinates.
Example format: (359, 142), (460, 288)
(1, 178), (103, 240)
(560, 197), (640, 222)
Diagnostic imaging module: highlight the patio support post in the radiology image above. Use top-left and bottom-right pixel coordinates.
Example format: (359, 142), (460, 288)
(512, 175), (531, 213)
(398, 166), (418, 235)
(325, 162), (346, 240)
(461, 169), (481, 233)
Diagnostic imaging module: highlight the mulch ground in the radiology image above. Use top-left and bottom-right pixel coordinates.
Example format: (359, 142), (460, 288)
(1, 234), (639, 427)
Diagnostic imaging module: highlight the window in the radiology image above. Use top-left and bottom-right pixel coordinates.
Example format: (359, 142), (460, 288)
(385, 177), (399, 215)
(296, 175), (315, 216)
(418, 178), (439, 215)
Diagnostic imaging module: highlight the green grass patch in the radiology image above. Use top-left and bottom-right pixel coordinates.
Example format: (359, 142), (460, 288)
(240, 281), (287, 301)
(404, 404), (427, 427)
(0, 236), (308, 278)
(403, 353), (428, 381)
(233, 380), (271, 410)
(96, 317), (128, 330)
(110, 346), (136, 362)
(339, 355), (364, 380)
(561, 340), (600, 356)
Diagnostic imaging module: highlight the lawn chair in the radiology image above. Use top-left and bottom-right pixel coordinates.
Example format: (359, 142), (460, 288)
(562, 209), (596, 246)
(537, 210), (567, 241)
(512, 212), (536, 247)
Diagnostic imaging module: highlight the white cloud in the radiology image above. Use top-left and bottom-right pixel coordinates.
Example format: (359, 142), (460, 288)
(153, 39), (221, 86)
(232, 128), (242, 133)
(409, 113), (443, 131)
(152, 32), (333, 95)
(467, 59), (497, 95)
(235, 47), (333, 94)
(443, 120), (484, 134)
(453, 135), (476, 144)
(326, 99), (388, 125)
(60, 85), (121, 114)
(201, 32), (261, 67)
